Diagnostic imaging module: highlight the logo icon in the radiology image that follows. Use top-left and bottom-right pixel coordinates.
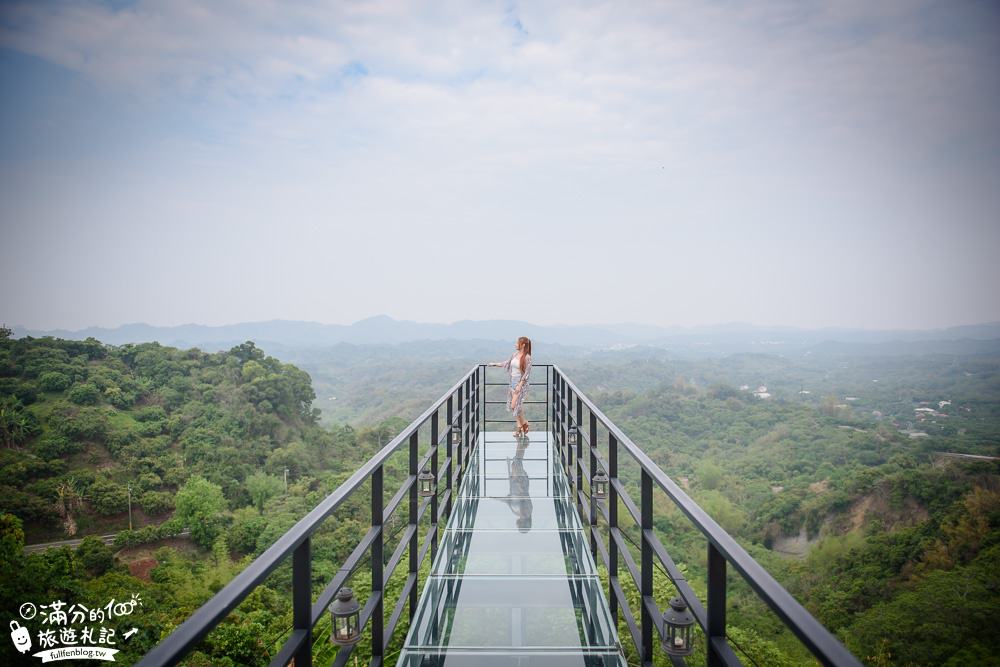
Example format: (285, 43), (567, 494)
(10, 620), (32, 654)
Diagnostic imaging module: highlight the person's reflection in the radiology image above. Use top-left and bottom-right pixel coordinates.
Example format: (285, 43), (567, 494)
(501, 435), (533, 532)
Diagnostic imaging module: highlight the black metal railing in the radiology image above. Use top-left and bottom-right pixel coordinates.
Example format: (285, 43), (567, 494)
(136, 365), (486, 667)
(550, 365), (862, 667)
(138, 362), (858, 667)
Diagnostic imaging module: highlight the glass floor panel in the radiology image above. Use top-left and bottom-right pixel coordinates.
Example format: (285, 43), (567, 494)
(434, 530), (598, 577)
(397, 431), (626, 666)
(396, 649), (626, 667)
(447, 496), (583, 531)
(460, 434), (572, 499)
(407, 576), (616, 649)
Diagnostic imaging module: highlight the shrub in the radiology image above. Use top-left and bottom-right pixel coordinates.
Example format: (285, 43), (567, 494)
(87, 478), (128, 515)
(32, 434), (85, 459)
(39, 372), (71, 392)
(68, 383), (102, 405)
(139, 491), (174, 515)
(77, 535), (114, 575)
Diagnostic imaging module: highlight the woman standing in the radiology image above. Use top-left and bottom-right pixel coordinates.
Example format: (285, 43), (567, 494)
(488, 336), (533, 438)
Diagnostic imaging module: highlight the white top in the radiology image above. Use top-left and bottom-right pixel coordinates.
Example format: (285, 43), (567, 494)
(510, 353), (523, 378)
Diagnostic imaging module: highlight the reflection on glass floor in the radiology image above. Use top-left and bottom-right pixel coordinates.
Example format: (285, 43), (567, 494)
(397, 431), (626, 666)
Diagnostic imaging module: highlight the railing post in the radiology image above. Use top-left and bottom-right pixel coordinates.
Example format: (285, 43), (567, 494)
(609, 432), (618, 624)
(292, 536), (312, 667)
(464, 376), (471, 461)
(371, 466), (384, 661)
(431, 409), (439, 561)
(589, 411), (598, 557)
(565, 385), (574, 478)
(408, 431), (419, 618)
(641, 470), (654, 666)
(546, 365), (551, 437)
(551, 372), (558, 442)
(446, 395), (454, 519)
(707, 542), (727, 667)
(576, 396), (583, 515)
(456, 384), (464, 485)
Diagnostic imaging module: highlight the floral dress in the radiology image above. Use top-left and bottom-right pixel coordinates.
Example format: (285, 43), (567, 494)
(497, 352), (532, 417)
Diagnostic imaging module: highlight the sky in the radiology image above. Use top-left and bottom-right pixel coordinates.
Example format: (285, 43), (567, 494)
(1, 0), (999, 332)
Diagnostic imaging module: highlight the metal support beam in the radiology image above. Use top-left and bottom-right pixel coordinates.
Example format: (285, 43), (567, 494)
(371, 466), (384, 661)
(708, 542), (727, 667)
(408, 432), (418, 619)
(292, 536), (312, 667)
(641, 470), (654, 667)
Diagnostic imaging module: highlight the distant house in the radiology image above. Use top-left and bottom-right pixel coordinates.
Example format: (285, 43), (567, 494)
(753, 385), (771, 399)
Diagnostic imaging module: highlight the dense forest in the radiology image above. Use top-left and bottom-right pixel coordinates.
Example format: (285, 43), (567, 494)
(1, 329), (998, 665)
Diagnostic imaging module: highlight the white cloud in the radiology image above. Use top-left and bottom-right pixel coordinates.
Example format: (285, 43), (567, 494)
(1, 0), (998, 329)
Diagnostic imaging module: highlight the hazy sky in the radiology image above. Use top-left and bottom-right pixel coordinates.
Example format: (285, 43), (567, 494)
(2, 1), (999, 331)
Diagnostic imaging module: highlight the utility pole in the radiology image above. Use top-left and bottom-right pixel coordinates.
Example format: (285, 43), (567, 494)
(284, 467), (289, 493)
(127, 482), (133, 531)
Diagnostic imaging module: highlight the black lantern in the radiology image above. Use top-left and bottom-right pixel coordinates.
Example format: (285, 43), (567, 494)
(568, 426), (578, 446)
(419, 467), (435, 497)
(451, 426), (462, 446)
(661, 597), (695, 656)
(329, 587), (361, 646)
(592, 469), (609, 500)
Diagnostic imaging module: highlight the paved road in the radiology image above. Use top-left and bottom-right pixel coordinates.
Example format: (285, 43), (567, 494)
(933, 451), (1000, 462)
(24, 529), (191, 554)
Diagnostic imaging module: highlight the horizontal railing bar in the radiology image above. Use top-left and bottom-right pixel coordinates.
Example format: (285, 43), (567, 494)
(553, 366), (863, 667)
(641, 597), (695, 667)
(593, 496), (642, 594)
(611, 576), (643, 660)
(592, 528), (642, 659)
(383, 573), (418, 649)
(711, 636), (745, 667)
(417, 444), (439, 473)
(436, 490), (452, 522)
(268, 628), (308, 667)
(384, 497), (432, 584)
(610, 527), (642, 594)
(643, 529), (708, 632)
(310, 526), (381, 627)
(436, 457), (452, 483)
(330, 593), (381, 667)
(384, 476), (415, 524)
(384, 525), (417, 586)
(484, 400), (547, 404)
(611, 477), (642, 528)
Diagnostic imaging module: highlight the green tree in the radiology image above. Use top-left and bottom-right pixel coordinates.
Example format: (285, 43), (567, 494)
(245, 472), (283, 514)
(77, 535), (114, 576)
(68, 382), (102, 405)
(176, 475), (228, 549)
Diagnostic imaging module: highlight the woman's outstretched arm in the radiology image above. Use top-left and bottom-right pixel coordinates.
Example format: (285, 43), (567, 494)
(488, 356), (513, 370)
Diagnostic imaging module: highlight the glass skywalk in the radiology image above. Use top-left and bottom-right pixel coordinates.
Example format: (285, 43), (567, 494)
(397, 431), (627, 666)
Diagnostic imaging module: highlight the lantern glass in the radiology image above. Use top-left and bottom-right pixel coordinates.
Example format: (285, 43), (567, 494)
(568, 427), (578, 446)
(329, 588), (361, 646)
(451, 428), (462, 446)
(661, 597), (695, 657)
(592, 470), (609, 500)
(419, 467), (435, 497)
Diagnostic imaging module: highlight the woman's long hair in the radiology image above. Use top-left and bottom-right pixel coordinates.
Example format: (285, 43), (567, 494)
(517, 336), (532, 373)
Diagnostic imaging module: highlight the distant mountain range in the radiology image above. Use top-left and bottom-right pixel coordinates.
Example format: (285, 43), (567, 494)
(9, 316), (1000, 357)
